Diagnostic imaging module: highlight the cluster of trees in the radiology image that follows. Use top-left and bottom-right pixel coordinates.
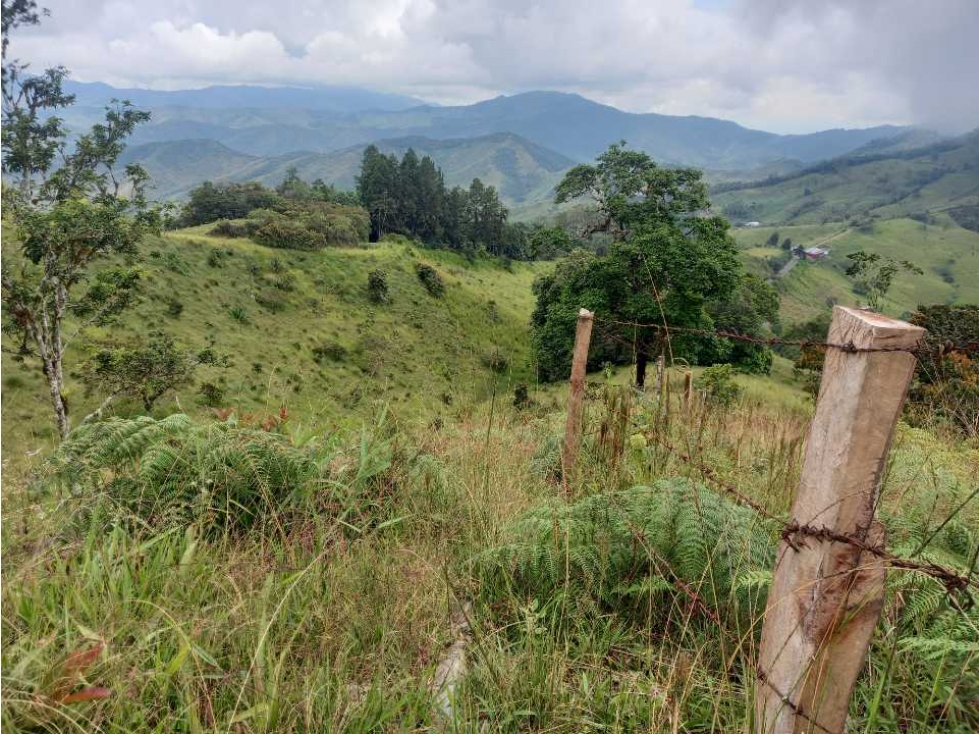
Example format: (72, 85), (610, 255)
(533, 143), (778, 384)
(180, 169), (369, 249)
(357, 146), (531, 257)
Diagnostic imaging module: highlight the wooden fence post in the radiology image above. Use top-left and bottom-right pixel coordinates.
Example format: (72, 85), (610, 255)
(755, 307), (924, 734)
(683, 372), (693, 413)
(562, 308), (594, 479)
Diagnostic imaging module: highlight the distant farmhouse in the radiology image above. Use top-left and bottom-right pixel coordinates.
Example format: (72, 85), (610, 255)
(802, 246), (830, 261)
(744, 221), (761, 228)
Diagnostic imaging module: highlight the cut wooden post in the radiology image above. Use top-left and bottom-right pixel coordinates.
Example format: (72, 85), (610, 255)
(655, 355), (665, 396)
(683, 372), (693, 413)
(755, 306), (924, 734)
(562, 308), (594, 479)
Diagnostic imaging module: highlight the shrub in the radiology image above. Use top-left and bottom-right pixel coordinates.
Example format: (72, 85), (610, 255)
(208, 219), (259, 238)
(312, 341), (347, 363)
(45, 415), (321, 534)
(415, 263), (445, 298)
(513, 382), (531, 409)
(166, 299), (183, 317)
(197, 381), (225, 407)
(695, 364), (742, 406)
(473, 479), (775, 619)
(367, 269), (390, 304)
(229, 306), (249, 324)
(484, 349), (509, 374)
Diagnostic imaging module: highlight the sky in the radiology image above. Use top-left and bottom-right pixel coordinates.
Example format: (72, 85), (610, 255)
(9, 0), (978, 134)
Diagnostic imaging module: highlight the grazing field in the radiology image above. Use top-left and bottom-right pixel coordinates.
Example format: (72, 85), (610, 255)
(733, 216), (979, 322)
(1, 229), (548, 464)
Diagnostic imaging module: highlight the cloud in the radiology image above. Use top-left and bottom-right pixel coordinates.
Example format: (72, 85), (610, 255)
(8, 0), (977, 133)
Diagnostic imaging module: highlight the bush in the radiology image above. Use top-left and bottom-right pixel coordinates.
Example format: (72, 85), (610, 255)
(255, 288), (287, 313)
(197, 381), (225, 407)
(484, 349), (509, 373)
(166, 299), (183, 317)
(312, 341), (347, 363)
(367, 269), (390, 304)
(208, 219), (259, 238)
(415, 263), (445, 298)
(695, 364), (742, 406)
(45, 415), (321, 534)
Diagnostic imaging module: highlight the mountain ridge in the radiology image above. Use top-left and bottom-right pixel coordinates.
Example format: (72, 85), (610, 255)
(66, 82), (918, 171)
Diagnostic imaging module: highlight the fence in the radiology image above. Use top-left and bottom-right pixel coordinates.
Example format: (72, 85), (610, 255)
(560, 305), (977, 734)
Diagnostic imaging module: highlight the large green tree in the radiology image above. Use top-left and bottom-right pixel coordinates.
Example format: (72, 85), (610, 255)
(1, 1), (162, 438)
(534, 143), (769, 385)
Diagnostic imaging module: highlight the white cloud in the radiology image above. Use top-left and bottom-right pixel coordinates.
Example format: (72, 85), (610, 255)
(8, 0), (977, 132)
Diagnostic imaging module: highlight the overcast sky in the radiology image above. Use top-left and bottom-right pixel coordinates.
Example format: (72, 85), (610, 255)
(9, 0), (978, 133)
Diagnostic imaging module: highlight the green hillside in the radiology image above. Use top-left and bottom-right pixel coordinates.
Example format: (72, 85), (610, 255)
(733, 215), (979, 322)
(714, 131), (979, 226)
(120, 133), (573, 206)
(1, 229), (548, 459)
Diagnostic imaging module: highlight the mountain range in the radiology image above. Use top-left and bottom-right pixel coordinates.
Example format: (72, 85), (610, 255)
(65, 81), (916, 177)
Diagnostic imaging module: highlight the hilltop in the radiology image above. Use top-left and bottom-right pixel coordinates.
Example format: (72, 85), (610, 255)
(119, 133), (575, 205)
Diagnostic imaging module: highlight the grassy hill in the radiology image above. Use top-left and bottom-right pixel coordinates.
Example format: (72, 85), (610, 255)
(1, 229), (548, 460)
(714, 130), (979, 226)
(119, 133), (574, 205)
(733, 215), (979, 322)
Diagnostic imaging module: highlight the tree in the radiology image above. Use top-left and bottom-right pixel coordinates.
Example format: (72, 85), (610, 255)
(535, 143), (749, 385)
(528, 225), (573, 260)
(766, 231), (780, 248)
(555, 141), (708, 240)
(1, 3), (162, 438)
(81, 332), (206, 412)
(356, 145), (399, 241)
(845, 250), (923, 311)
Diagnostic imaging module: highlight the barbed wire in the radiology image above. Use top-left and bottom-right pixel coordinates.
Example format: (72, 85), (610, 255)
(643, 429), (977, 597)
(591, 315), (978, 357)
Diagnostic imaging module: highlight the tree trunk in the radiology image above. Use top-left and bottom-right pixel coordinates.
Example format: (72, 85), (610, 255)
(44, 355), (70, 440)
(636, 351), (649, 389)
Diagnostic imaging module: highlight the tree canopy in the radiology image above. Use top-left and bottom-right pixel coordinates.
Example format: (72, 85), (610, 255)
(534, 143), (775, 384)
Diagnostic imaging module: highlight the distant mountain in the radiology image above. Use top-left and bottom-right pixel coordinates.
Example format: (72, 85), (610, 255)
(119, 132), (576, 205)
(64, 80), (428, 113)
(65, 83), (916, 171)
(711, 130), (979, 225)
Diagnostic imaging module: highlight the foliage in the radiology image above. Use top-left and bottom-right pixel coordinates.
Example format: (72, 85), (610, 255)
(1, 6), (163, 439)
(179, 181), (282, 226)
(695, 364), (742, 405)
(415, 262), (445, 298)
(44, 414), (322, 534)
(357, 145), (529, 257)
(535, 144), (777, 384)
(367, 268), (390, 304)
(473, 479), (775, 620)
(80, 332), (208, 411)
(845, 250), (923, 311)
(908, 304), (979, 437)
(555, 141), (709, 241)
(527, 225), (574, 260)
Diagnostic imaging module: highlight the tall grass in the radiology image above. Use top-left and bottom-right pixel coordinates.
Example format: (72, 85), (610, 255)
(2, 367), (977, 731)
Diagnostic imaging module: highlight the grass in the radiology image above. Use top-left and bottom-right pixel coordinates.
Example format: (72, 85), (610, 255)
(733, 216), (979, 323)
(3, 358), (977, 732)
(1, 228), (549, 465)
(3, 227), (978, 732)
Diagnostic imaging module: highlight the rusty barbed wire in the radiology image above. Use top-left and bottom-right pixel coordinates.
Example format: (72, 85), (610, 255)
(643, 429), (978, 597)
(591, 315), (978, 358)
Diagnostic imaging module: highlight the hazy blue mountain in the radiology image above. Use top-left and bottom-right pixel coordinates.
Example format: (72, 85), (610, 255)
(119, 132), (576, 205)
(70, 83), (917, 171)
(64, 80), (428, 113)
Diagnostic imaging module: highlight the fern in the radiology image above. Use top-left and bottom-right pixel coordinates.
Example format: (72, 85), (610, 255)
(472, 479), (778, 621)
(45, 414), (323, 535)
